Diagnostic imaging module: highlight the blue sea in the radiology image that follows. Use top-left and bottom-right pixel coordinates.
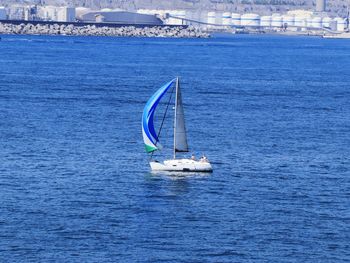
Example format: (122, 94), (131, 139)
(0, 34), (349, 262)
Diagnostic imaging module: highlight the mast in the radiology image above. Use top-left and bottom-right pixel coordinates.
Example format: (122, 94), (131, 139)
(173, 77), (179, 159)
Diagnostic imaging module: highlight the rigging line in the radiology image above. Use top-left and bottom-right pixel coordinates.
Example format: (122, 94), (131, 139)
(150, 83), (175, 159)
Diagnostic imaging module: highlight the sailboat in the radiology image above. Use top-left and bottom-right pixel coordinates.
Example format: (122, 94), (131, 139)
(142, 77), (213, 172)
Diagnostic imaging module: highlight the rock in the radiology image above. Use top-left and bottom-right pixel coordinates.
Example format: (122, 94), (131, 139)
(0, 22), (210, 38)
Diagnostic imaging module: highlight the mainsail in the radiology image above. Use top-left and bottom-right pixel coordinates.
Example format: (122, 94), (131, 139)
(174, 78), (189, 155)
(142, 79), (175, 153)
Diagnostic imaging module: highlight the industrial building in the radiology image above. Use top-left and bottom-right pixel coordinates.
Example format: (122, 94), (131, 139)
(79, 11), (163, 25)
(37, 6), (75, 22)
(0, 7), (6, 20)
(201, 10), (347, 32)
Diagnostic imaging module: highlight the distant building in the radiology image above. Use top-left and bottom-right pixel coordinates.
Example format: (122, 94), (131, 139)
(79, 11), (163, 25)
(316, 0), (326, 12)
(7, 5), (25, 20)
(37, 6), (75, 22)
(57, 7), (75, 22)
(0, 7), (6, 20)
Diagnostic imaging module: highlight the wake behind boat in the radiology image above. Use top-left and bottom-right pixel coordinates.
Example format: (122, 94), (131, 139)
(142, 77), (213, 172)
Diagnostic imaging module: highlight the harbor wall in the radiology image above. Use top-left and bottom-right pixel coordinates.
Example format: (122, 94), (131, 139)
(0, 21), (209, 37)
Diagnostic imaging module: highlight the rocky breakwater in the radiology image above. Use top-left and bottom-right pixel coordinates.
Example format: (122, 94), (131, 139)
(0, 22), (209, 38)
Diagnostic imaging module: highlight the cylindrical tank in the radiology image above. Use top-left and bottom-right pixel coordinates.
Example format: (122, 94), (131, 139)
(312, 16), (322, 28)
(282, 15), (294, 26)
(306, 17), (313, 27)
(222, 12), (231, 25)
(260, 16), (271, 27)
(231, 13), (241, 26)
(240, 13), (260, 26)
(207, 11), (216, 25)
(271, 15), (282, 27)
(294, 16), (307, 27)
(321, 17), (332, 28)
(334, 17), (346, 31)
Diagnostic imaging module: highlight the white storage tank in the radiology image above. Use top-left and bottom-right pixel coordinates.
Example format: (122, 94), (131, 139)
(306, 17), (313, 27)
(312, 16), (322, 28)
(282, 15), (294, 26)
(207, 11), (216, 25)
(334, 17), (346, 31)
(271, 15), (282, 27)
(222, 12), (231, 25)
(294, 16), (307, 27)
(101, 8), (112, 12)
(231, 13), (241, 26)
(241, 13), (260, 26)
(321, 17), (332, 28)
(0, 7), (6, 20)
(260, 16), (271, 27)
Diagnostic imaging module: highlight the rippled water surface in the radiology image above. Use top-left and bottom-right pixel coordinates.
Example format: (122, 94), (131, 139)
(0, 34), (349, 262)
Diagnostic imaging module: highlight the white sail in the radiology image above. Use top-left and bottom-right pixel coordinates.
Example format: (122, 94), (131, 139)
(174, 78), (189, 154)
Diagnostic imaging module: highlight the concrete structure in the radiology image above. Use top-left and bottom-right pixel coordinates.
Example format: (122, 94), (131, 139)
(240, 13), (260, 26)
(0, 7), (6, 20)
(80, 11), (163, 25)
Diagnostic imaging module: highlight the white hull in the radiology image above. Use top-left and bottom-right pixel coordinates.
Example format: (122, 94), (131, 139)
(150, 159), (213, 172)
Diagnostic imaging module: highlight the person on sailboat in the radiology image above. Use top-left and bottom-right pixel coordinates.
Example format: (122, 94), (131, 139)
(200, 155), (208, 163)
(191, 154), (196, 161)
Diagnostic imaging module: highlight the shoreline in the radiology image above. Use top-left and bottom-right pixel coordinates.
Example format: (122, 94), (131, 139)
(0, 21), (210, 38)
